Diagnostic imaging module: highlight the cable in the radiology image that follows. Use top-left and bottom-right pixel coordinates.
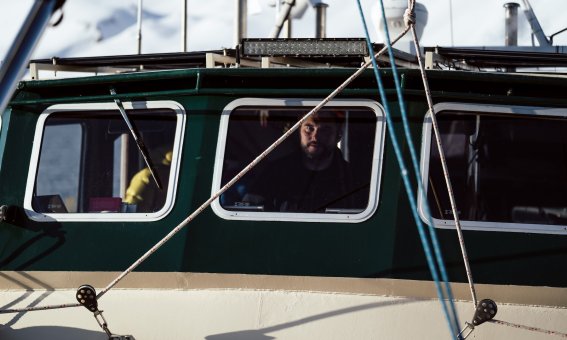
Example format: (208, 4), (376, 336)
(408, 3), (477, 307)
(355, 0), (461, 337)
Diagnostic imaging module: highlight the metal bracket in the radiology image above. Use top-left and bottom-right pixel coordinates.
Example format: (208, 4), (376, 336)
(76, 285), (135, 340)
(472, 299), (497, 326)
(458, 298), (498, 339)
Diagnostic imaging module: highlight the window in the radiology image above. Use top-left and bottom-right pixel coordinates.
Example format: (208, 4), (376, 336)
(24, 101), (185, 221)
(211, 98), (385, 223)
(419, 103), (567, 234)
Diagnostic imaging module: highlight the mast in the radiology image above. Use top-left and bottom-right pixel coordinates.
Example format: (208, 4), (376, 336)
(137, 0), (143, 54)
(181, 0), (188, 52)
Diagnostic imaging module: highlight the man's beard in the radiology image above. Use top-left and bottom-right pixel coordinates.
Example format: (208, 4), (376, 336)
(302, 142), (332, 161)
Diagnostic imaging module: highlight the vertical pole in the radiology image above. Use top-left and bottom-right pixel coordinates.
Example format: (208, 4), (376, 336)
(235, 0), (247, 46)
(504, 2), (519, 46)
(504, 2), (519, 72)
(269, 0), (294, 39)
(448, 0), (454, 46)
(315, 2), (328, 38)
(282, 19), (292, 38)
(137, 0), (143, 54)
(181, 0), (188, 52)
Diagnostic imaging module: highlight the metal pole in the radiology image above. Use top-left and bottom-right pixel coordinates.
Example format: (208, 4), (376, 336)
(137, 0), (143, 54)
(504, 2), (519, 72)
(448, 0), (454, 46)
(269, 0), (294, 38)
(0, 0), (65, 116)
(181, 0), (188, 52)
(315, 2), (328, 38)
(521, 0), (551, 47)
(282, 19), (292, 38)
(235, 0), (247, 46)
(504, 2), (519, 46)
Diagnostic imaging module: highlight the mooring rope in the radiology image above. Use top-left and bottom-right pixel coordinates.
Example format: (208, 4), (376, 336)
(2, 7), (564, 340)
(0, 29), (411, 315)
(490, 320), (567, 338)
(0, 302), (80, 314)
(405, 0), (478, 307)
(94, 28), (411, 300)
(355, 0), (461, 337)
(404, 2), (567, 339)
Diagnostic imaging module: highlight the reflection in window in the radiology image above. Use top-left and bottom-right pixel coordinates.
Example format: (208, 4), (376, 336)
(36, 124), (81, 212)
(220, 107), (376, 214)
(427, 111), (567, 225)
(33, 109), (177, 214)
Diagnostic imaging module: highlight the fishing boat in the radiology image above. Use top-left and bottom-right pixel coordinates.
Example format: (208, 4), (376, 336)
(1, 0), (566, 339)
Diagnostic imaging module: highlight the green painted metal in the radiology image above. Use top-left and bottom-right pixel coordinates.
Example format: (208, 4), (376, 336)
(0, 67), (566, 288)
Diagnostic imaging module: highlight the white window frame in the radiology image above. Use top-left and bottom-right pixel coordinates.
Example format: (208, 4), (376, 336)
(211, 98), (386, 223)
(24, 101), (186, 222)
(418, 102), (567, 235)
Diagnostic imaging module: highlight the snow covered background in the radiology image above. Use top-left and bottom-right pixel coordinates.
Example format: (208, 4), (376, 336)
(1, 0), (567, 63)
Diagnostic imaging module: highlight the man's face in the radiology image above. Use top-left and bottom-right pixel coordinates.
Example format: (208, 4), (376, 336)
(300, 115), (339, 160)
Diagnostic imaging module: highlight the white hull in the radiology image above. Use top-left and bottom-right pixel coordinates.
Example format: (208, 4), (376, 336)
(1, 272), (566, 339)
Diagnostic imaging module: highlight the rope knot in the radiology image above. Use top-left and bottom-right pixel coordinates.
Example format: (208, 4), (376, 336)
(403, 8), (416, 28)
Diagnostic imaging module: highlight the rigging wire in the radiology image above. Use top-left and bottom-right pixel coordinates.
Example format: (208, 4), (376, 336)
(355, 0), (461, 337)
(1, 4), (566, 339)
(93, 32), (406, 300)
(0, 30), (411, 315)
(489, 319), (567, 338)
(407, 2), (478, 307)
(405, 3), (567, 339)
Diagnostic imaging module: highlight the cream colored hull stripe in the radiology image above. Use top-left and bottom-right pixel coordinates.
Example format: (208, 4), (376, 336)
(1, 271), (565, 308)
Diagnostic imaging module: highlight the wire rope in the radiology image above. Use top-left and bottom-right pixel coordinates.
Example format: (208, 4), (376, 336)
(355, 0), (461, 337)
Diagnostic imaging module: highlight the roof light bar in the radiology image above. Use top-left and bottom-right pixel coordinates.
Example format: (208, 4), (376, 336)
(241, 38), (368, 57)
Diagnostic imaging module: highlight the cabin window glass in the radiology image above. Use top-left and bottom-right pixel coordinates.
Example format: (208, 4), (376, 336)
(421, 104), (567, 234)
(26, 102), (185, 221)
(212, 99), (384, 223)
(36, 123), (82, 212)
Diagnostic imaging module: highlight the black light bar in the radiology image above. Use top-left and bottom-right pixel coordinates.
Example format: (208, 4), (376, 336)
(241, 38), (368, 57)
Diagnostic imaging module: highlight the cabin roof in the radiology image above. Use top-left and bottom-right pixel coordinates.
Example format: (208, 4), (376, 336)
(27, 42), (567, 81)
(425, 46), (567, 71)
(26, 39), (420, 80)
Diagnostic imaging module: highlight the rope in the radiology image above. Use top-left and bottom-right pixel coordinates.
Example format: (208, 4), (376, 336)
(0, 29), (411, 316)
(490, 319), (567, 338)
(94, 30), (410, 300)
(406, 0), (478, 307)
(355, 0), (461, 338)
(406, 3), (567, 340)
(0, 8), (563, 340)
(0, 303), (80, 314)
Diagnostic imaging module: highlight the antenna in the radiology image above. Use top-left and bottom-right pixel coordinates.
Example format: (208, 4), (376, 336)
(181, 0), (188, 52)
(137, 0), (143, 54)
(448, 0), (454, 46)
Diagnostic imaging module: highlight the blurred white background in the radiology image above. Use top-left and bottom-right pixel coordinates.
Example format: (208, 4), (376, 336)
(1, 0), (566, 61)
